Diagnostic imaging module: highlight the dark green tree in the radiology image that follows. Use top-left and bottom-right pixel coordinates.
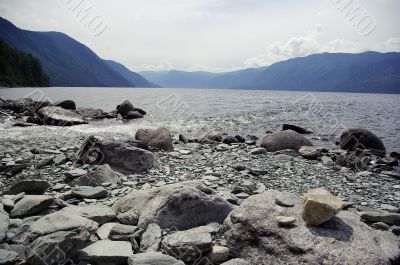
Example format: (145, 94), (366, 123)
(0, 38), (50, 87)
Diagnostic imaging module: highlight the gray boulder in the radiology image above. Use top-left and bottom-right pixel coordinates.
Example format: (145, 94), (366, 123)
(6, 98), (33, 113)
(53, 100), (76, 110)
(76, 240), (133, 264)
(96, 223), (117, 240)
(74, 136), (154, 174)
(260, 130), (313, 152)
(10, 195), (53, 218)
(7, 180), (50, 195)
(301, 188), (344, 226)
(2, 98), (50, 114)
(36, 106), (87, 126)
(0, 249), (19, 265)
(117, 210), (139, 225)
(140, 223), (162, 252)
(108, 223), (137, 241)
(339, 128), (386, 152)
(24, 211), (98, 242)
(0, 206), (9, 242)
(135, 127), (174, 152)
(359, 212), (400, 226)
(71, 186), (108, 199)
(199, 132), (223, 144)
(221, 259), (251, 265)
(223, 190), (400, 265)
(70, 164), (121, 187)
(162, 228), (213, 263)
(27, 230), (90, 265)
(125, 111), (143, 119)
(61, 205), (116, 225)
(128, 252), (185, 265)
(116, 100), (146, 119)
(179, 134), (189, 144)
(64, 168), (87, 179)
(117, 99), (135, 116)
(299, 146), (325, 160)
(113, 181), (234, 230)
(76, 107), (106, 119)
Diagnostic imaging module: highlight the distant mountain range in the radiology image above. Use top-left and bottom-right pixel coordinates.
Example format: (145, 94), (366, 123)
(0, 17), (155, 87)
(141, 52), (400, 93)
(1, 16), (399, 93)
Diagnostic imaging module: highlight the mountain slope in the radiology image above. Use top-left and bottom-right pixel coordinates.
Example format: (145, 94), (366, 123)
(139, 68), (266, 89)
(104, 60), (159, 88)
(210, 67), (267, 88)
(0, 38), (49, 87)
(248, 52), (400, 93)
(0, 17), (152, 88)
(140, 70), (223, 88)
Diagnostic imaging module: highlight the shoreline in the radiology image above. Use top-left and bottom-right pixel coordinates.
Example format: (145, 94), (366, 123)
(0, 97), (399, 264)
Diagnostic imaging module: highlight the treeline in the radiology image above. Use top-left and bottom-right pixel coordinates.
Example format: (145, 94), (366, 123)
(0, 38), (49, 87)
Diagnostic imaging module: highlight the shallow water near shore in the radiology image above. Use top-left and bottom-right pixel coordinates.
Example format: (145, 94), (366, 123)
(1, 87), (399, 151)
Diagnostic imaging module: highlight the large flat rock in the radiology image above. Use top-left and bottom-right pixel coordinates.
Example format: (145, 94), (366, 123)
(70, 164), (121, 187)
(0, 249), (19, 265)
(71, 186), (108, 199)
(162, 228), (212, 263)
(76, 240), (133, 264)
(223, 190), (400, 265)
(7, 180), (50, 195)
(10, 195), (53, 218)
(74, 136), (154, 174)
(27, 230), (89, 265)
(61, 205), (116, 225)
(24, 211), (98, 242)
(113, 181), (234, 230)
(37, 106), (87, 126)
(128, 252), (185, 265)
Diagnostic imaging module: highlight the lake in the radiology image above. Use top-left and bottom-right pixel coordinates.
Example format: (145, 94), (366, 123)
(1, 87), (399, 152)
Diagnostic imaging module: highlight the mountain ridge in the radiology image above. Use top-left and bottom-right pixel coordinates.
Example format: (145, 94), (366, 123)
(0, 17), (154, 88)
(140, 52), (400, 93)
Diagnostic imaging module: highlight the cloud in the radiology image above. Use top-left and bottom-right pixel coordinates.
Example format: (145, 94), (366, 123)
(242, 25), (400, 69)
(375, 37), (400, 52)
(139, 59), (173, 71)
(138, 32), (400, 73)
(188, 64), (229, 72)
(137, 29), (400, 73)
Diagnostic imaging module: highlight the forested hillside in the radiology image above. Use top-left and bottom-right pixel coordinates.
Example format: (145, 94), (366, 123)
(0, 38), (49, 87)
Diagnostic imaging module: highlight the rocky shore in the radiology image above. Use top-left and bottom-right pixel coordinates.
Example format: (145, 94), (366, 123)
(0, 98), (399, 265)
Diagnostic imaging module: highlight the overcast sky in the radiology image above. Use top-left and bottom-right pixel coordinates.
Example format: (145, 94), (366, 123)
(1, 0), (399, 72)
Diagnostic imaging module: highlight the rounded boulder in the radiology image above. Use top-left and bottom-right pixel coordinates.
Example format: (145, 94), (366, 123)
(260, 130), (313, 152)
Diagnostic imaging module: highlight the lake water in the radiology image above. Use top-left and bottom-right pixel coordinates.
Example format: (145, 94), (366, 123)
(1, 87), (399, 152)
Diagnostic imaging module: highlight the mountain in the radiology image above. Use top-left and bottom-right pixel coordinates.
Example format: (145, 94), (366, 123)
(139, 68), (266, 89)
(0, 38), (49, 87)
(104, 60), (159, 88)
(210, 67), (267, 88)
(140, 70), (222, 88)
(249, 52), (400, 93)
(141, 52), (400, 93)
(0, 17), (153, 87)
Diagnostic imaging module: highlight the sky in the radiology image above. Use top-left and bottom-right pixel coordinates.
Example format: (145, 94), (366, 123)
(1, 0), (399, 72)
